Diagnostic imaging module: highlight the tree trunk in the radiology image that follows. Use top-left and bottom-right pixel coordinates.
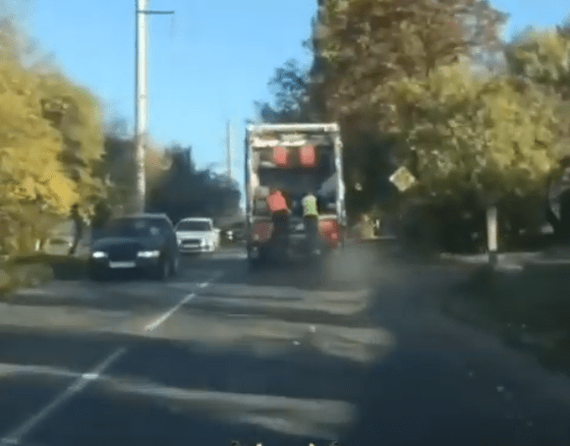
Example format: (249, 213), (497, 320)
(486, 206), (498, 266)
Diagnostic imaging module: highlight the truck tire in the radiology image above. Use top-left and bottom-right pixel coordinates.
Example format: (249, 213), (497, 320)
(247, 248), (265, 270)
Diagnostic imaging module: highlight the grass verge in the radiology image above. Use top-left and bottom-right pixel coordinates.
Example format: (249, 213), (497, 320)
(443, 263), (570, 375)
(0, 254), (88, 301)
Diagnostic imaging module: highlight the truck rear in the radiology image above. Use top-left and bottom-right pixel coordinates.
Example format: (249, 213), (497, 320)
(245, 123), (346, 264)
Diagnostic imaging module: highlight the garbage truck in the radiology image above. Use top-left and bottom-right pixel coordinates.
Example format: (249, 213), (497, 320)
(245, 123), (346, 265)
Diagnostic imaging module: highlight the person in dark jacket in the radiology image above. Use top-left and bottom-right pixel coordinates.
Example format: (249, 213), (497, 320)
(91, 200), (111, 243)
(68, 204), (83, 256)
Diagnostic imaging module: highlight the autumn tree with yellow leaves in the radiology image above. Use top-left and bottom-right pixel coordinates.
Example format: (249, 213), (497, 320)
(0, 18), (105, 254)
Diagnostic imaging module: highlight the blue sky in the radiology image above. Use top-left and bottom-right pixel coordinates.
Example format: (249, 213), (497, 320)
(25, 0), (316, 179)
(21, 0), (570, 192)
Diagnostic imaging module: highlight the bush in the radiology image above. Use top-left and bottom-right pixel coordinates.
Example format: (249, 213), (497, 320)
(0, 257), (55, 301)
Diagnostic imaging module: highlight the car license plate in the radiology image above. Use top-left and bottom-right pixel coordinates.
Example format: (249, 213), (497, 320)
(109, 261), (136, 269)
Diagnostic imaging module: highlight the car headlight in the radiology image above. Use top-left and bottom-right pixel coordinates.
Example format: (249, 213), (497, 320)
(137, 250), (161, 258)
(91, 251), (108, 259)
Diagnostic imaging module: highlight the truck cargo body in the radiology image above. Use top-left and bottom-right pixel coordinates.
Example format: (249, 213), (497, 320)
(245, 123), (346, 264)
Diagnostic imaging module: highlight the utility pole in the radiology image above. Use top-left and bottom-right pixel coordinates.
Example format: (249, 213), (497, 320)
(226, 119), (232, 181)
(134, 0), (174, 213)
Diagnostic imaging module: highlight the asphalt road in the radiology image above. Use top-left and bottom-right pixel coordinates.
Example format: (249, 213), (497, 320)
(1, 245), (570, 446)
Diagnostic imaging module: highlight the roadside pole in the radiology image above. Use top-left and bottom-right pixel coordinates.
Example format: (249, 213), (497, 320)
(486, 205), (498, 267)
(134, 1), (174, 213)
(226, 119), (233, 181)
(135, 0), (149, 214)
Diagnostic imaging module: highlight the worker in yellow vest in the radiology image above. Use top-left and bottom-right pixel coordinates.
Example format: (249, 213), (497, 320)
(302, 189), (320, 255)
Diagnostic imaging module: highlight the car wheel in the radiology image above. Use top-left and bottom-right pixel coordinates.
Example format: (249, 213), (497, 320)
(170, 255), (179, 277)
(153, 257), (170, 281)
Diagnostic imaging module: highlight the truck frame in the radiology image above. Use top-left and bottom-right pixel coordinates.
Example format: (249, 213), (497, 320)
(245, 123), (346, 264)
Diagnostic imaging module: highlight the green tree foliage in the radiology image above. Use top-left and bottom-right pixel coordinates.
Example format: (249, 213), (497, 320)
(505, 26), (570, 239)
(314, 0), (505, 213)
(315, 0), (506, 126)
(0, 18), (105, 254)
(254, 59), (309, 123)
(97, 132), (171, 215)
(505, 27), (570, 161)
(257, 1), (570, 252)
(391, 62), (564, 250)
(147, 145), (241, 224)
(257, 0), (507, 217)
(98, 135), (240, 224)
(392, 62), (560, 201)
(506, 27), (570, 98)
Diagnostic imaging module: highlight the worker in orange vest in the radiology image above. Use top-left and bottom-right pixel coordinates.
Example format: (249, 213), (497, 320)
(267, 188), (291, 252)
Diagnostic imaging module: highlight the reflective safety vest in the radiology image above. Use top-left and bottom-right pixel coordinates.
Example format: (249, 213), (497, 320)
(268, 191), (288, 213)
(302, 194), (318, 217)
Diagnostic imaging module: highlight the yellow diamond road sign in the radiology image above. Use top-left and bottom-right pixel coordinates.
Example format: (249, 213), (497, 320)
(389, 166), (417, 192)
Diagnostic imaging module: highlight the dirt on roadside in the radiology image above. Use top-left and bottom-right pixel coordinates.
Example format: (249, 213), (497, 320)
(0, 254), (87, 301)
(443, 264), (570, 375)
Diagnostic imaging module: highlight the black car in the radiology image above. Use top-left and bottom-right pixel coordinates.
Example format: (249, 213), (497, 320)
(88, 213), (180, 280)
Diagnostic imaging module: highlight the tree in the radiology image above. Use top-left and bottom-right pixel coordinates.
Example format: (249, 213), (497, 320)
(393, 64), (557, 196)
(255, 59), (308, 123)
(391, 62), (562, 250)
(314, 0), (506, 126)
(265, 0), (507, 216)
(0, 18), (106, 253)
(97, 132), (172, 216)
(505, 26), (570, 240)
(146, 145), (241, 224)
(506, 27), (570, 99)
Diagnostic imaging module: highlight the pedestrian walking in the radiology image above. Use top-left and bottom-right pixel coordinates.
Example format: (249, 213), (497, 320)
(68, 204), (83, 256)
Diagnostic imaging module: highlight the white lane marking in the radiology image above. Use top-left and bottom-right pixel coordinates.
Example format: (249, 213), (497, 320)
(0, 273), (223, 445)
(14, 289), (55, 297)
(82, 373), (99, 381)
(95, 377), (353, 440)
(144, 293), (196, 332)
(1, 367), (353, 442)
(0, 347), (126, 446)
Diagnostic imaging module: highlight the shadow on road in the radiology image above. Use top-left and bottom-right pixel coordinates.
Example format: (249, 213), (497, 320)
(183, 245), (391, 292)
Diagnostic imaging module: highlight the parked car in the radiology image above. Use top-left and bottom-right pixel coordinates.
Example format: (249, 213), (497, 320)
(88, 213), (179, 280)
(175, 217), (220, 254)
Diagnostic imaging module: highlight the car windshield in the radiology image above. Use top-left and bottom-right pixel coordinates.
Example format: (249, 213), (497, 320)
(102, 218), (161, 238)
(176, 221), (211, 231)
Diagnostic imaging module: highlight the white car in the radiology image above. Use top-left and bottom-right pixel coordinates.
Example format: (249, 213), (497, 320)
(175, 218), (220, 254)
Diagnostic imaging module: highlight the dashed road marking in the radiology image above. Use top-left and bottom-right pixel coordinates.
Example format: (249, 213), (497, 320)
(0, 346), (126, 446)
(0, 365), (354, 442)
(144, 293), (196, 332)
(0, 271), (223, 446)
